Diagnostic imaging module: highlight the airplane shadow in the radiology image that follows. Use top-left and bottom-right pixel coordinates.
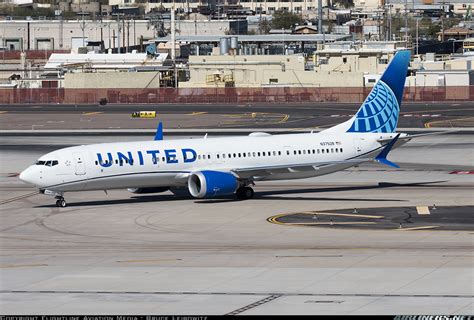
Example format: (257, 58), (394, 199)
(36, 180), (447, 207)
(197, 180), (447, 204)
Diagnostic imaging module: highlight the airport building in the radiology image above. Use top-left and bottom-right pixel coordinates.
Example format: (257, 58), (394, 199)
(0, 19), (245, 52)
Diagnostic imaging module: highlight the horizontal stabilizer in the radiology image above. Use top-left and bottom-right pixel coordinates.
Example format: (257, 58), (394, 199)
(377, 130), (455, 144)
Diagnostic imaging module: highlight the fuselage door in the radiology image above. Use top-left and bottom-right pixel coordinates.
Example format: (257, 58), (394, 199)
(73, 152), (86, 175)
(353, 137), (363, 153)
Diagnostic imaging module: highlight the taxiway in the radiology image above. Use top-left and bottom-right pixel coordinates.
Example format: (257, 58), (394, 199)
(0, 133), (473, 314)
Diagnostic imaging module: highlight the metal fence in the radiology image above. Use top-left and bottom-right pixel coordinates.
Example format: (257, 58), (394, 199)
(0, 86), (473, 104)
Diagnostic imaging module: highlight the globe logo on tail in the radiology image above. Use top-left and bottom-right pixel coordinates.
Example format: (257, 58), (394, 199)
(347, 80), (399, 133)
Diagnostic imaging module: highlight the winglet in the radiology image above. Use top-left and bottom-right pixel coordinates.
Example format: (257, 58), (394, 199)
(375, 133), (400, 168)
(154, 122), (163, 141)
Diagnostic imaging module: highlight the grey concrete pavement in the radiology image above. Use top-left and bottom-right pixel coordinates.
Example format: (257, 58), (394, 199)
(0, 134), (473, 314)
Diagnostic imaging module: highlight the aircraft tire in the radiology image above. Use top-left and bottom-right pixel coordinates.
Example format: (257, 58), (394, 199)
(236, 186), (254, 200)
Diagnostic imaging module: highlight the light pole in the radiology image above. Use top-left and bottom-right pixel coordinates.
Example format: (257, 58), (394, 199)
(282, 27), (285, 54)
(415, 16), (419, 55)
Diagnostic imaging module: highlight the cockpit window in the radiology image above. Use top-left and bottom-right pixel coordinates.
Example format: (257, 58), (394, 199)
(35, 160), (59, 166)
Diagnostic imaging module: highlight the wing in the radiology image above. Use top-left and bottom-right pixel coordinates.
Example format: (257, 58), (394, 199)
(231, 158), (371, 180)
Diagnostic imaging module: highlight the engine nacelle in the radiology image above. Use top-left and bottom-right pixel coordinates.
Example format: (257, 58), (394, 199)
(188, 170), (238, 198)
(127, 187), (170, 194)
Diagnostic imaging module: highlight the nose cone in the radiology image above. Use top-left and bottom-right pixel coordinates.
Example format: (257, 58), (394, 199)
(19, 167), (37, 186)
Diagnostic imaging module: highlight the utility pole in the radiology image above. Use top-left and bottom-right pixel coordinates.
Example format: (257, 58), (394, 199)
(126, 18), (130, 53)
(415, 16), (419, 55)
(79, 10), (86, 48)
(404, 0), (408, 48)
(171, 7), (177, 88)
(318, 0), (322, 34)
(116, 14), (122, 53)
(122, 17), (125, 53)
(388, 2), (392, 41)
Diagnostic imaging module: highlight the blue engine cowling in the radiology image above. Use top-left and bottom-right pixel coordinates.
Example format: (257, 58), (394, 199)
(188, 170), (238, 198)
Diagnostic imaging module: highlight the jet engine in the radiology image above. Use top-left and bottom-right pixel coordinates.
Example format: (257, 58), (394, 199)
(188, 170), (238, 198)
(127, 187), (170, 194)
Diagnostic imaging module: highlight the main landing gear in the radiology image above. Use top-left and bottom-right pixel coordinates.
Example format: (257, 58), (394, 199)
(55, 196), (67, 207)
(236, 186), (254, 200)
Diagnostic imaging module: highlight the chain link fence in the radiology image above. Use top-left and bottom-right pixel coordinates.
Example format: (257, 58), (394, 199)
(0, 86), (473, 104)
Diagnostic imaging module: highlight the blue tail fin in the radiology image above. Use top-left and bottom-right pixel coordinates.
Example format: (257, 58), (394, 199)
(346, 50), (411, 133)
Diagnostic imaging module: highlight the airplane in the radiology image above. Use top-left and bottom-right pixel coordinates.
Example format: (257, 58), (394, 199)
(20, 50), (418, 207)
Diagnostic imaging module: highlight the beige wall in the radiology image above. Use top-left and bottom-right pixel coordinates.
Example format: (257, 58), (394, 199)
(182, 55), (375, 88)
(65, 71), (161, 88)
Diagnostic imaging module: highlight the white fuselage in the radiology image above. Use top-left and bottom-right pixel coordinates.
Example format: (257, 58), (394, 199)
(19, 131), (401, 193)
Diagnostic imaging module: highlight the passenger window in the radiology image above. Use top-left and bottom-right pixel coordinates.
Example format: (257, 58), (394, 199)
(287, 151), (290, 155)
(317, 149), (320, 154)
(217, 154), (220, 159)
(326, 149), (329, 153)
(253, 152), (256, 157)
(95, 161), (98, 165)
(298, 150), (301, 155)
(322, 149), (325, 154)
(208, 155), (211, 159)
(278, 151), (281, 156)
(258, 152), (261, 156)
(273, 151), (276, 156)
(293, 150), (296, 155)
(331, 148), (334, 153)
(262, 152), (266, 156)
(303, 150), (306, 155)
(340, 148), (343, 152)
